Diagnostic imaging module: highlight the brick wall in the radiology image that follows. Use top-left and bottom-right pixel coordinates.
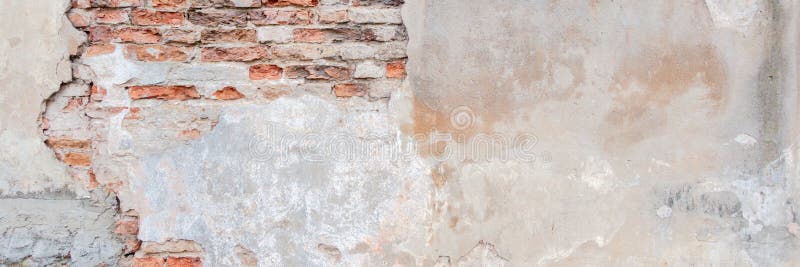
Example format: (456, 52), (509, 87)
(46, 0), (407, 265)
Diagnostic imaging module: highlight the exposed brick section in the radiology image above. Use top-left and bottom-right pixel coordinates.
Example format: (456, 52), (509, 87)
(59, 0), (408, 261)
(248, 9), (314, 25)
(166, 257), (202, 267)
(128, 86), (200, 100)
(249, 64), (283, 80)
(201, 46), (269, 62)
(131, 9), (185, 25)
(201, 29), (257, 43)
(125, 45), (192, 61)
(213, 86), (246, 100)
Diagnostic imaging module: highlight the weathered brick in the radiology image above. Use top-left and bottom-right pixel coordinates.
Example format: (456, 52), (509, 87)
(46, 138), (91, 149)
(94, 8), (130, 24)
(292, 27), (371, 43)
(256, 27), (293, 43)
(201, 29), (257, 43)
(375, 42), (406, 60)
(338, 43), (375, 60)
(367, 79), (399, 99)
(351, 0), (403, 6)
(366, 25), (406, 41)
(88, 26), (114, 43)
(213, 86), (246, 100)
(133, 257), (164, 267)
(63, 152), (92, 166)
(68, 11), (91, 28)
(128, 85), (200, 100)
(264, 0), (318, 7)
(114, 219), (139, 235)
(272, 44), (337, 60)
(333, 83), (366, 97)
(192, 0), (260, 7)
(188, 9), (248, 27)
(348, 8), (402, 24)
(319, 9), (348, 24)
(125, 44), (191, 61)
(285, 65), (350, 80)
(116, 27), (162, 43)
(353, 61), (384, 78)
(248, 9), (314, 25)
(166, 257), (202, 267)
(91, 84), (107, 101)
(90, 0), (142, 7)
(164, 29), (199, 44)
(201, 46), (269, 62)
(131, 9), (185, 25)
(73, 0), (92, 8)
(249, 64), (283, 80)
(151, 0), (188, 8)
(386, 61), (405, 78)
(85, 44), (116, 57)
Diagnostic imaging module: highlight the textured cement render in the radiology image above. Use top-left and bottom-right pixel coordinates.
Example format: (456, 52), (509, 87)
(1, 0), (800, 266)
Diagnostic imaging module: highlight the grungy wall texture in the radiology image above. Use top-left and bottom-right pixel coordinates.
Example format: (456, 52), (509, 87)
(1, 0), (800, 266)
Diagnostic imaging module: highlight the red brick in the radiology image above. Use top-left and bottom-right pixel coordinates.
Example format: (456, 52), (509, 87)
(85, 44), (116, 57)
(90, 0), (142, 7)
(46, 138), (91, 149)
(201, 46), (269, 62)
(116, 27), (162, 43)
(264, 0), (318, 7)
(201, 29), (257, 43)
(131, 9), (185, 25)
(68, 11), (90, 28)
(285, 65), (351, 80)
(94, 9), (130, 24)
(134, 257), (164, 267)
(128, 86), (200, 100)
(63, 153), (92, 166)
(166, 257), (202, 267)
(125, 45), (191, 62)
(249, 64), (283, 80)
(334, 83), (366, 97)
(386, 61), (405, 78)
(188, 9), (248, 27)
(151, 0), (188, 8)
(319, 10), (348, 24)
(87, 169), (100, 190)
(213, 86), (245, 100)
(248, 9), (313, 25)
(114, 219), (139, 235)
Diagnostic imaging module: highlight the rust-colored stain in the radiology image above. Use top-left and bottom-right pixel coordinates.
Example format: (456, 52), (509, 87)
(604, 43), (727, 147)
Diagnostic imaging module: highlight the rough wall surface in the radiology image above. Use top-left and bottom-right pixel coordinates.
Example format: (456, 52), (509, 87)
(0, 0), (799, 266)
